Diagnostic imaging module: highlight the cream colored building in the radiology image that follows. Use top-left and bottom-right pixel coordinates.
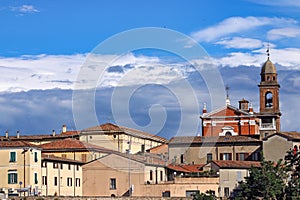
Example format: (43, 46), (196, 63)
(82, 152), (167, 197)
(40, 154), (83, 196)
(40, 138), (114, 163)
(0, 141), (42, 196)
(263, 132), (300, 162)
(80, 123), (167, 154)
(204, 160), (260, 198)
(169, 135), (261, 165)
(82, 152), (219, 197)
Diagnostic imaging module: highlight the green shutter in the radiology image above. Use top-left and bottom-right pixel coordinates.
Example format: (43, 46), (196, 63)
(10, 152), (16, 162)
(8, 174), (10, 184)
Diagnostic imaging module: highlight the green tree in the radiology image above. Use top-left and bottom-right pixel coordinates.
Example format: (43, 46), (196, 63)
(284, 148), (300, 199)
(235, 157), (287, 200)
(193, 190), (215, 200)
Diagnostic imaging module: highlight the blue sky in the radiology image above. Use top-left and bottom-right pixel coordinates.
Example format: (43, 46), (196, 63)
(1, 0), (300, 138)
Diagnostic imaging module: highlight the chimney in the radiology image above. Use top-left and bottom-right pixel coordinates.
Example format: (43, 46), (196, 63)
(52, 130), (56, 136)
(202, 103), (207, 114)
(16, 131), (20, 138)
(249, 102), (254, 114)
(62, 125), (67, 133)
(239, 98), (249, 111)
(5, 131), (8, 138)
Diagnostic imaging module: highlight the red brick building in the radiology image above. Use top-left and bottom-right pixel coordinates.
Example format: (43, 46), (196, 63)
(201, 56), (281, 139)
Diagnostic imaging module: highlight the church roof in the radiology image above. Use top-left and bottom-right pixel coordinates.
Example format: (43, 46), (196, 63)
(261, 59), (277, 75)
(201, 104), (254, 119)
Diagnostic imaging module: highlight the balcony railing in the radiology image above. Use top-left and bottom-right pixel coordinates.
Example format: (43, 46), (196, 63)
(260, 123), (276, 130)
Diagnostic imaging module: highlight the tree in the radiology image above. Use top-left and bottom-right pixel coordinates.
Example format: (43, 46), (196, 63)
(193, 190), (215, 200)
(235, 157), (287, 200)
(284, 148), (300, 199)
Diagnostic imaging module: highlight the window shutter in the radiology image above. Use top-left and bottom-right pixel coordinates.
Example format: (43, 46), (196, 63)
(220, 153), (223, 160)
(229, 153), (232, 160)
(236, 153), (239, 161)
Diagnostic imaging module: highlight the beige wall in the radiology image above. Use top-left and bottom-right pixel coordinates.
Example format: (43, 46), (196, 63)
(263, 135), (296, 162)
(80, 133), (163, 154)
(169, 144), (260, 165)
(83, 154), (218, 197)
(0, 147), (42, 196)
(41, 160), (82, 196)
(42, 151), (106, 163)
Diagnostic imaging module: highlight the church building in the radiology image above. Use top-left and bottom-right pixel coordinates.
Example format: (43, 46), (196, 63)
(201, 52), (281, 139)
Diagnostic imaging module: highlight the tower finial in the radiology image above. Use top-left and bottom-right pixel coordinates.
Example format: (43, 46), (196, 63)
(266, 43), (270, 60)
(225, 85), (230, 105)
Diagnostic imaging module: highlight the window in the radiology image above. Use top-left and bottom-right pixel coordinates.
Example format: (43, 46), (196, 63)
(186, 190), (200, 197)
(67, 177), (72, 187)
(9, 152), (16, 162)
(150, 170), (153, 181)
(8, 170), (17, 184)
(42, 161), (47, 167)
(141, 144), (145, 153)
(225, 131), (232, 136)
(34, 152), (38, 162)
(251, 152), (260, 161)
(207, 153), (213, 163)
(34, 172), (38, 184)
(160, 171), (163, 181)
(75, 178), (80, 187)
(62, 154), (67, 158)
(76, 165), (80, 171)
(110, 178), (116, 190)
(180, 154), (184, 164)
(68, 164), (71, 170)
(42, 176), (47, 185)
(220, 153), (232, 160)
(53, 162), (58, 169)
(54, 177), (58, 186)
(237, 171), (242, 182)
(60, 163), (63, 170)
(236, 153), (249, 161)
(224, 187), (230, 197)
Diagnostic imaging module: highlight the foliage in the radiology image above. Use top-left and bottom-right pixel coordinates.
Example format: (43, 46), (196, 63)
(284, 149), (300, 200)
(235, 157), (287, 200)
(193, 190), (215, 200)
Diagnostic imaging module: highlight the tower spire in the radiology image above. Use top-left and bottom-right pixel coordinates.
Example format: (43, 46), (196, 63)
(225, 85), (230, 105)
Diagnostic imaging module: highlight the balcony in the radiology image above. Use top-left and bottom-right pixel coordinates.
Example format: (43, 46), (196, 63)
(260, 123), (276, 130)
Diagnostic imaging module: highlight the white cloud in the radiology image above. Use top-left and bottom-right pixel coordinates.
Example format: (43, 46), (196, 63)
(191, 16), (297, 42)
(247, 0), (300, 7)
(215, 37), (263, 49)
(11, 5), (39, 14)
(214, 47), (300, 69)
(267, 27), (300, 40)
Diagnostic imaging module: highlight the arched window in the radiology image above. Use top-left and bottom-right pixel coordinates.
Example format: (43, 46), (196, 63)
(267, 76), (270, 81)
(225, 131), (232, 136)
(265, 92), (273, 108)
(273, 76), (276, 81)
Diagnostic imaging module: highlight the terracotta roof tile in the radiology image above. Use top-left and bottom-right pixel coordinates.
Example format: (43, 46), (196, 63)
(0, 140), (40, 148)
(60, 131), (80, 136)
(212, 160), (261, 169)
(169, 135), (260, 144)
(40, 138), (116, 153)
(167, 164), (204, 173)
(42, 154), (84, 164)
(269, 132), (300, 140)
(82, 123), (167, 143)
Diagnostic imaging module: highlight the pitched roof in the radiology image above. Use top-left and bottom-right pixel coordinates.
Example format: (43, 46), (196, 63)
(42, 154), (84, 164)
(0, 133), (78, 141)
(212, 160), (261, 169)
(40, 138), (116, 153)
(264, 132), (300, 141)
(82, 123), (167, 143)
(60, 131), (80, 136)
(201, 105), (254, 119)
(0, 140), (40, 148)
(167, 164), (204, 173)
(169, 135), (260, 145)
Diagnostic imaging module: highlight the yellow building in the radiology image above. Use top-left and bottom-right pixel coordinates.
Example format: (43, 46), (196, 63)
(40, 154), (83, 196)
(80, 123), (167, 154)
(0, 141), (42, 197)
(40, 138), (115, 163)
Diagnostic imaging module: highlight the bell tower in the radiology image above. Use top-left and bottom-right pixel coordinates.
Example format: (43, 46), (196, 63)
(258, 48), (281, 138)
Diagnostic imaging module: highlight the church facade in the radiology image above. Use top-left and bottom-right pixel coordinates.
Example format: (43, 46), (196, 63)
(201, 55), (281, 139)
